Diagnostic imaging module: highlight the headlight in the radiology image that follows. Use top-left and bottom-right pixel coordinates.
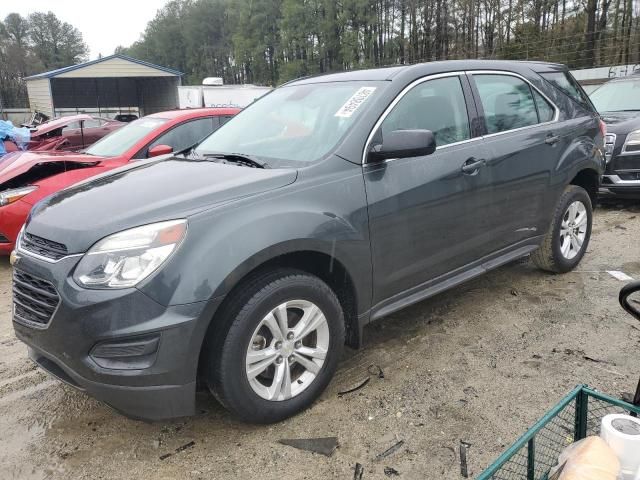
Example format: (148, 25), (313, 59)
(0, 186), (38, 206)
(73, 219), (187, 289)
(622, 129), (640, 154)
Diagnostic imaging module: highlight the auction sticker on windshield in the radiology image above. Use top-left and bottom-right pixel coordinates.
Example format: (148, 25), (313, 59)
(335, 87), (376, 118)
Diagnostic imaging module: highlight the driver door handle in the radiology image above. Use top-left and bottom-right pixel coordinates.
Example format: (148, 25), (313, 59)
(461, 157), (486, 174)
(545, 134), (560, 145)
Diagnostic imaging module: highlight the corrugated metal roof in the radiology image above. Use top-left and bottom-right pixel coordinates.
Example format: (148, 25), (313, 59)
(25, 54), (183, 80)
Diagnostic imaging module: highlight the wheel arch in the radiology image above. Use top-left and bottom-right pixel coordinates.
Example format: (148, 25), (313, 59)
(569, 167), (600, 207)
(197, 243), (366, 381)
(226, 250), (360, 346)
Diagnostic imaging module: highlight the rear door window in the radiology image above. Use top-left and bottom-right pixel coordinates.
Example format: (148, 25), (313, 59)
(533, 89), (556, 122)
(473, 74), (558, 134)
(380, 76), (471, 147)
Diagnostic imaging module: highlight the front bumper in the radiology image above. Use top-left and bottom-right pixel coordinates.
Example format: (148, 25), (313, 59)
(26, 346), (197, 420)
(601, 140), (640, 197)
(600, 174), (640, 197)
(11, 251), (220, 420)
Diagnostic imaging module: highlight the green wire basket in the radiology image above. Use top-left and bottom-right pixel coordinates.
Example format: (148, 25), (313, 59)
(477, 384), (640, 480)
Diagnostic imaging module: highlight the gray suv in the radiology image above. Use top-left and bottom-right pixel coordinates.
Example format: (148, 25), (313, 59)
(12, 60), (604, 423)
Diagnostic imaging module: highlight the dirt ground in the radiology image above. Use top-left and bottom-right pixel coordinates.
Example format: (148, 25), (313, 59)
(1, 202), (639, 480)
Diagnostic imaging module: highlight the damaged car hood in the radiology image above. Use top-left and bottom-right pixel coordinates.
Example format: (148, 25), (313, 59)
(31, 115), (93, 137)
(0, 151), (102, 190)
(26, 156), (298, 253)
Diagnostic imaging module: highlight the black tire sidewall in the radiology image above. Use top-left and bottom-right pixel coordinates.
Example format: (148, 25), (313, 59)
(211, 273), (344, 423)
(550, 188), (593, 273)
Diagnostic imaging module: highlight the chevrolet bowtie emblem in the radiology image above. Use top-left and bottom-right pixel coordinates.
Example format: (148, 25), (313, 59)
(9, 250), (20, 266)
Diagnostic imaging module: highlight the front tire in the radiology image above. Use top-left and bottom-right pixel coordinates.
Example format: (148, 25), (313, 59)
(204, 269), (344, 423)
(532, 185), (593, 273)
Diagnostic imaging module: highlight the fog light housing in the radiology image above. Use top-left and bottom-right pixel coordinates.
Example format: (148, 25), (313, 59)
(90, 334), (160, 370)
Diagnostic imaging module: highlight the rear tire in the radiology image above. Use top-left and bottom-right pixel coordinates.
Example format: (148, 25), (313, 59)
(203, 269), (344, 423)
(532, 185), (593, 273)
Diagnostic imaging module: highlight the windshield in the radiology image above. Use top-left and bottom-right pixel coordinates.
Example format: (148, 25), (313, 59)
(590, 79), (640, 113)
(195, 81), (385, 164)
(85, 117), (168, 157)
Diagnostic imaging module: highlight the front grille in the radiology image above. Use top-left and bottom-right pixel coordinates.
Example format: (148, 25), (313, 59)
(604, 133), (616, 162)
(12, 270), (60, 327)
(20, 232), (68, 261)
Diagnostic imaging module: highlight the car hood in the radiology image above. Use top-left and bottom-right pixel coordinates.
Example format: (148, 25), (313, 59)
(31, 114), (93, 136)
(0, 151), (103, 188)
(600, 111), (640, 134)
(26, 156), (298, 253)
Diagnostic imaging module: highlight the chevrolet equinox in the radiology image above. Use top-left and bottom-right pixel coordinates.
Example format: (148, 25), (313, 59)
(12, 60), (605, 423)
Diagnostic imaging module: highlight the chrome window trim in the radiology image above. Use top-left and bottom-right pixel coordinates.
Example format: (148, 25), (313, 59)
(373, 137), (484, 165)
(362, 69), (561, 164)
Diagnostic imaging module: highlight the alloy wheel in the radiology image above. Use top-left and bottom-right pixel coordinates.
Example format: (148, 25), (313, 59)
(559, 200), (587, 260)
(245, 300), (330, 401)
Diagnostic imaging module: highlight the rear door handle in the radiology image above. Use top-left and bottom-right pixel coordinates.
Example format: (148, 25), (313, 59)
(461, 157), (486, 174)
(545, 134), (560, 145)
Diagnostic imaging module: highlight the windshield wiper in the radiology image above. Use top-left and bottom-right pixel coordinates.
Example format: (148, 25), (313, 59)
(201, 152), (270, 169)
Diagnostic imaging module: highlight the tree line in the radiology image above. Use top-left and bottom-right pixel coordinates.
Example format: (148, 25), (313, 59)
(3, 1), (640, 108)
(121, 0), (640, 87)
(0, 11), (88, 108)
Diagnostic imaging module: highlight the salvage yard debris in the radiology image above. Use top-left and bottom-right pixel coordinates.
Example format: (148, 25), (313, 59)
(383, 466), (400, 476)
(278, 437), (338, 457)
(375, 440), (404, 460)
(338, 364), (384, 397)
(553, 348), (617, 366)
(460, 440), (472, 478)
(353, 462), (365, 480)
(337, 377), (371, 397)
(159, 441), (195, 460)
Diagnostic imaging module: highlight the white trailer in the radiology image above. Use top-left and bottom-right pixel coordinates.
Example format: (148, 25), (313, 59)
(178, 86), (204, 109)
(202, 85), (271, 108)
(178, 84), (271, 109)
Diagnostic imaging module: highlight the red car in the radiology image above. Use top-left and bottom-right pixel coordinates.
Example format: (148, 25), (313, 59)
(0, 107), (239, 254)
(3, 114), (125, 153)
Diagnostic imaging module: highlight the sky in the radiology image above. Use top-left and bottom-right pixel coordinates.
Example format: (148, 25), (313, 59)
(2, 0), (171, 59)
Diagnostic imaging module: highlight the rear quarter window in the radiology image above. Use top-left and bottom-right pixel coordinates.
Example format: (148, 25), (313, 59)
(541, 72), (594, 111)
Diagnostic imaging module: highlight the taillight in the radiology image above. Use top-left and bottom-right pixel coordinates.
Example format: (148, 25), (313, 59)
(599, 119), (607, 137)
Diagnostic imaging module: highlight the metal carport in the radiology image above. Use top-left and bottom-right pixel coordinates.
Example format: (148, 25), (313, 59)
(24, 54), (183, 119)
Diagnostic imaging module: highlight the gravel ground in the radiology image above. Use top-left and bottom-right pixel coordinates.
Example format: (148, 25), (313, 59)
(1, 202), (639, 480)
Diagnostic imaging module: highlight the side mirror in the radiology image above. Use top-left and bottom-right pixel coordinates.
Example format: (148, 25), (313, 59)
(620, 280), (640, 321)
(368, 129), (436, 162)
(148, 144), (173, 158)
